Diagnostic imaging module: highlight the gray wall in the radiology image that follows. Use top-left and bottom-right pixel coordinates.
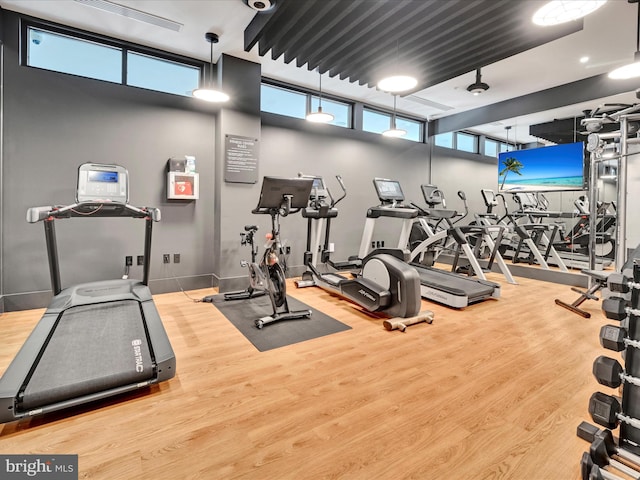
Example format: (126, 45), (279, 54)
(1, 11), (217, 310)
(256, 118), (431, 270)
(0, 10), (504, 311)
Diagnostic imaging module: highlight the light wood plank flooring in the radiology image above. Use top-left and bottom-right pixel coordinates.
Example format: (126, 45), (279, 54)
(0, 273), (619, 479)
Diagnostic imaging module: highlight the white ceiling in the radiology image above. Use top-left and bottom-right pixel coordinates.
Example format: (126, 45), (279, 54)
(1, 0), (638, 144)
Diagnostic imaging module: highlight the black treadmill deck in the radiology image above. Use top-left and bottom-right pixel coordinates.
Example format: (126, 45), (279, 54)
(20, 300), (154, 411)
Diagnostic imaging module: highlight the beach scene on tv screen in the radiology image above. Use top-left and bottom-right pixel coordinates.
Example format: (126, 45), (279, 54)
(498, 141), (585, 192)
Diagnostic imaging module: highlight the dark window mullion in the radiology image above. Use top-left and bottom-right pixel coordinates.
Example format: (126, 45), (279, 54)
(122, 47), (128, 85)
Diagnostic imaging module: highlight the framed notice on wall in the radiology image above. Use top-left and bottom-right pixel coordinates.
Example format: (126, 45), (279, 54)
(224, 134), (259, 184)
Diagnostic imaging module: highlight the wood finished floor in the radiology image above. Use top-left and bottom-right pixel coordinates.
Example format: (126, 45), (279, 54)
(0, 272), (618, 479)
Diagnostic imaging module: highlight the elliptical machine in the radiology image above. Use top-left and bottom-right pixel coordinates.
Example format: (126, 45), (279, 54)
(297, 175), (423, 319)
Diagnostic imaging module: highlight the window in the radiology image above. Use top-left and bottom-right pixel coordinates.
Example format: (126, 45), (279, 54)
(363, 108), (421, 141)
(27, 27), (122, 83)
(434, 132), (454, 148)
(261, 84), (307, 119)
(363, 109), (391, 134)
(396, 117), (422, 142)
(484, 139), (499, 157)
(500, 142), (511, 153)
(456, 132), (477, 153)
(127, 52), (200, 96)
(310, 97), (351, 128)
(25, 24), (202, 97)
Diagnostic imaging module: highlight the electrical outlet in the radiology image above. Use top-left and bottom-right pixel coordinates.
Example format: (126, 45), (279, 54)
(285, 246), (291, 254)
(174, 253), (180, 264)
(125, 256), (133, 266)
(137, 255), (144, 266)
(163, 254), (170, 264)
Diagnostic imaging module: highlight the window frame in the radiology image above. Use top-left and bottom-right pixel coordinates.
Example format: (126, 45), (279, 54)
(21, 18), (204, 95)
(261, 78), (354, 129)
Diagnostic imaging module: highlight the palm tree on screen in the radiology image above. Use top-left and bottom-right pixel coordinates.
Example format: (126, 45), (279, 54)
(499, 157), (524, 189)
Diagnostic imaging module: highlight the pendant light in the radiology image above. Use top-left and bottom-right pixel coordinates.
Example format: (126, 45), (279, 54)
(382, 95), (406, 138)
(192, 32), (229, 103)
(609, 2), (640, 79)
(467, 68), (489, 95)
(306, 69), (334, 123)
(532, 0), (606, 26)
(377, 40), (418, 93)
(505, 125), (511, 151)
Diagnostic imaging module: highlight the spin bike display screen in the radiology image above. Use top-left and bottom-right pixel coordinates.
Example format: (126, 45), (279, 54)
(373, 178), (405, 203)
(256, 176), (314, 210)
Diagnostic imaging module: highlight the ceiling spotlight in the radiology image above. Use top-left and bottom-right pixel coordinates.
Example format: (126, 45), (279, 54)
(377, 75), (418, 93)
(532, 1), (607, 26)
(467, 68), (489, 95)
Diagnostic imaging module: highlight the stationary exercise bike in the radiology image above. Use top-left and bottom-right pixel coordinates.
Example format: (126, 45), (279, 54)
(247, 176), (315, 329)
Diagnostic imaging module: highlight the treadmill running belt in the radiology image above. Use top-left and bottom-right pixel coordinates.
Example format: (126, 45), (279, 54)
(411, 264), (496, 298)
(21, 300), (154, 410)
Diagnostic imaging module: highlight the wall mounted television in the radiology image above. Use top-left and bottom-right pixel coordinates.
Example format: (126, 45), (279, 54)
(498, 141), (586, 192)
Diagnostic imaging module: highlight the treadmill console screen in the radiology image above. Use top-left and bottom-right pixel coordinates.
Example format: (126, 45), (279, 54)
(77, 163), (129, 203)
(373, 178), (404, 203)
(88, 170), (119, 183)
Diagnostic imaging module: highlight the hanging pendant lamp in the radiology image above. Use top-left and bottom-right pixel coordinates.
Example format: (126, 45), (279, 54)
(532, 0), (606, 26)
(306, 69), (334, 123)
(377, 40), (417, 93)
(609, 2), (640, 79)
(382, 95), (407, 137)
(192, 32), (229, 103)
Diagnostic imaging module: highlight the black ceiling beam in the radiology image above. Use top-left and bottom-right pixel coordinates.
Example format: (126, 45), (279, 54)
(430, 73), (640, 136)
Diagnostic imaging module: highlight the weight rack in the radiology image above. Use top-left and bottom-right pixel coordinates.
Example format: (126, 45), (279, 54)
(578, 263), (640, 479)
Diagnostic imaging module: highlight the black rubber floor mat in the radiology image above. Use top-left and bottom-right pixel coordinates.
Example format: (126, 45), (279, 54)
(208, 294), (351, 352)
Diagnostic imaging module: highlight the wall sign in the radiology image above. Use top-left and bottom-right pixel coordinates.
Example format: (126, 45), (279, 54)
(224, 134), (259, 184)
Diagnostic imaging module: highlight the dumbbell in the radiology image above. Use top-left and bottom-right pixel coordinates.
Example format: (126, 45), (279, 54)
(593, 356), (640, 389)
(608, 273), (640, 294)
(581, 451), (639, 480)
(578, 422), (640, 469)
(600, 325), (640, 352)
(603, 297), (640, 321)
(589, 392), (640, 430)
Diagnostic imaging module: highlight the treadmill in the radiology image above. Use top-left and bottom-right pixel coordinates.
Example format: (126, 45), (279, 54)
(0, 163), (176, 423)
(371, 178), (500, 308)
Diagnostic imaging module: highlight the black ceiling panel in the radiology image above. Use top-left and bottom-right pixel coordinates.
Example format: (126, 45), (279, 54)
(245, 0), (583, 94)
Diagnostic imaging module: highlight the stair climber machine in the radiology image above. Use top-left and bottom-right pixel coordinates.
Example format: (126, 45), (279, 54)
(479, 189), (567, 271)
(372, 178), (500, 308)
(409, 184), (516, 285)
(296, 175), (428, 321)
(0, 163), (176, 423)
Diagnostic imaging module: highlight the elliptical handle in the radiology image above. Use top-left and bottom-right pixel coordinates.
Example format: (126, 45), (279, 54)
(332, 175), (347, 207)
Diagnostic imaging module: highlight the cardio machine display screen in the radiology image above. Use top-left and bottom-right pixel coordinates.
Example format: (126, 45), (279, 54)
(374, 179), (404, 202)
(88, 170), (119, 183)
(312, 177), (325, 190)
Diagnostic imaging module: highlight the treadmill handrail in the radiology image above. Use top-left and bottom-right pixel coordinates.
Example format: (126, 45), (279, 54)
(27, 202), (160, 223)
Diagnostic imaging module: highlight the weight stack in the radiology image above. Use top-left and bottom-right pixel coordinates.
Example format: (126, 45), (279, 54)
(620, 263), (640, 454)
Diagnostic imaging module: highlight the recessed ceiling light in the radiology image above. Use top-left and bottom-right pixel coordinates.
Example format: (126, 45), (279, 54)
(532, 0), (607, 26)
(580, 56), (589, 63)
(377, 75), (418, 93)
